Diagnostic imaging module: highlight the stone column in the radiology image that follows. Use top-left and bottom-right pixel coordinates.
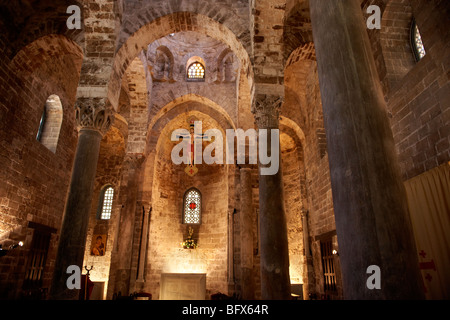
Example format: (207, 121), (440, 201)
(253, 94), (291, 300)
(309, 0), (424, 299)
(112, 154), (144, 296)
(227, 208), (235, 291)
(301, 208), (314, 300)
(136, 206), (151, 283)
(50, 98), (114, 300)
(239, 167), (255, 300)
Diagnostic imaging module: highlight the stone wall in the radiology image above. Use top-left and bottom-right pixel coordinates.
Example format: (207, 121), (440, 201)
(364, 0), (449, 180)
(139, 113), (229, 299)
(283, 54), (342, 299)
(280, 133), (305, 286)
(82, 124), (127, 300)
(0, 33), (82, 299)
(0, 0), (447, 301)
(146, 31), (239, 126)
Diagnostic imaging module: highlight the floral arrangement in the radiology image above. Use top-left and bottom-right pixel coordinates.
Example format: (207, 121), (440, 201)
(181, 226), (198, 249)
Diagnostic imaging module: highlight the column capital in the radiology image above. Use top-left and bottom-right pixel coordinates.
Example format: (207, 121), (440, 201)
(75, 98), (114, 135)
(252, 94), (283, 129)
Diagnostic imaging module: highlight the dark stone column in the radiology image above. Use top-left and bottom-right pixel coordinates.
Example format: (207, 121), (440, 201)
(112, 154), (144, 296)
(239, 167), (255, 300)
(301, 208), (314, 300)
(253, 94), (291, 300)
(136, 205), (151, 283)
(50, 98), (114, 300)
(309, 0), (424, 299)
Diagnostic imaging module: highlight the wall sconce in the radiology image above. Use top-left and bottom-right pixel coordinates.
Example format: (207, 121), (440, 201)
(0, 241), (24, 257)
(332, 249), (339, 256)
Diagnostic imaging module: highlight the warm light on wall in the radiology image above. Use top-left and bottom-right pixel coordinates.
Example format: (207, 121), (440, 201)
(289, 265), (304, 285)
(164, 248), (208, 274)
(81, 255), (109, 300)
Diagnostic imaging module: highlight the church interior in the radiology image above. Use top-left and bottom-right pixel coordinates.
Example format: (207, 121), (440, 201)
(0, 0), (448, 301)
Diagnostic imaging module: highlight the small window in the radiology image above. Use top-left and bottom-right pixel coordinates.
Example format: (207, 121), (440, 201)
(183, 188), (201, 224)
(187, 62), (205, 81)
(23, 229), (51, 291)
(320, 239), (337, 294)
(36, 95), (63, 153)
(36, 108), (46, 142)
(411, 19), (426, 61)
(97, 186), (114, 220)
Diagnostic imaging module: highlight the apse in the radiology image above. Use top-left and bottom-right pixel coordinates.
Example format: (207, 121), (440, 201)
(144, 110), (230, 299)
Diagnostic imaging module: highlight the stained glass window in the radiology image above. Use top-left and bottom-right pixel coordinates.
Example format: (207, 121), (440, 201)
(187, 62), (205, 80)
(411, 20), (426, 61)
(98, 186), (114, 220)
(183, 188), (201, 224)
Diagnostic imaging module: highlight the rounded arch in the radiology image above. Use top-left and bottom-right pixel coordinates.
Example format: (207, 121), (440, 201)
(8, 33), (84, 152)
(283, 0), (313, 63)
(279, 116), (307, 150)
(117, 0), (251, 53)
(285, 42), (316, 70)
(108, 12), (253, 111)
(1, 0), (85, 60)
(284, 42), (326, 159)
(148, 94), (237, 142)
(9, 34), (83, 77)
(215, 48), (238, 83)
(151, 45), (175, 81)
(186, 56), (206, 69)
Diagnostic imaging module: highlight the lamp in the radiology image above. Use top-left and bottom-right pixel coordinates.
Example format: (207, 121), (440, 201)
(0, 241), (24, 257)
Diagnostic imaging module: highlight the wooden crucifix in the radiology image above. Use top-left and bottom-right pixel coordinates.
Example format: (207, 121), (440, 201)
(175, 116), (210, 176)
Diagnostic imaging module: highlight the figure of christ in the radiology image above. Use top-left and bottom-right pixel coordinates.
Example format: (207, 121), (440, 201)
(176, 123), (209, 167)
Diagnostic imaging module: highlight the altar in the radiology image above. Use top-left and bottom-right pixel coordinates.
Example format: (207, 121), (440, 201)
(160, 273), (206, 300)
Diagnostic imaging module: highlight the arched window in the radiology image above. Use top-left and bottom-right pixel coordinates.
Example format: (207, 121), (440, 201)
(183, 188), (202, 224)
(187, 62), (205, 80)
(186, 56), (206, 82)
(97, 185), (114, 220)
(36, 95), (63, 153)
(411, 19), (426, 61)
